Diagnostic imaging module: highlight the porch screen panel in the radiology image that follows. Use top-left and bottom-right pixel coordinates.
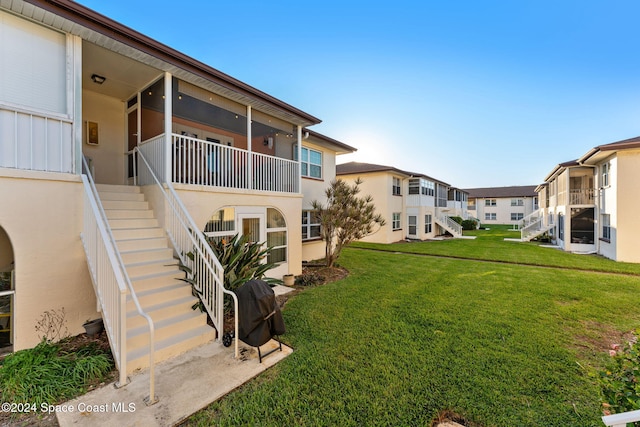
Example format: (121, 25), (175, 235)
(0, 11), (66, 114)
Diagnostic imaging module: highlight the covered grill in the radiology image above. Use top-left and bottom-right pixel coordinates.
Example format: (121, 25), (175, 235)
(235, 279), (285, 362)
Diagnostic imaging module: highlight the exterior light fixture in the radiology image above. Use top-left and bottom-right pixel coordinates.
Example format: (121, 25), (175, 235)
(90, 74), (106, 84)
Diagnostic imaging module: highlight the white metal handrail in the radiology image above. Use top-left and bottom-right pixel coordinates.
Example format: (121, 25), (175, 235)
(602, 409), (640, 427)
(80, 157), (157, 404)
(135, 146), (239, 358)
(437, 215), (463, 237)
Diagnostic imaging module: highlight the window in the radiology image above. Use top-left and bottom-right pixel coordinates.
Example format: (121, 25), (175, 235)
(302, 211), (321, 241)
(485, 213), (497, 221)
(601, 162), (610, 187)
(296, 146), (322, 179)
(485, 199), (497, 206)
(558, 213), (564, 241)
(409, 178), (434, 196)
(511, 199), (524, 206)
(267, 208), (287, 264)
(392, 213), (401, 230)
(511, 213), (524, 221)
(204, 207), (236, 243)
(392, 177), (401, 196)
(408, 216), (417, 235)
(601, 213), (611, 241)
(424, 214), (432, 233)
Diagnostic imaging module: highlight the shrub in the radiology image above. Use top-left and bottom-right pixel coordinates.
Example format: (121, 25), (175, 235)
(450, 216), (464, 225)
(598, 336), (640, 417)
(0, 339), (112, 406)
(461, 219), (478, 230)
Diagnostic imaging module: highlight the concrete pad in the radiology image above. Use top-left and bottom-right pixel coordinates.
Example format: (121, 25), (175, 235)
(457, 236), (477, 239)
(56, 339), (292, 427)
(504, 238), (523, 242)
(272, 284), (295, 296)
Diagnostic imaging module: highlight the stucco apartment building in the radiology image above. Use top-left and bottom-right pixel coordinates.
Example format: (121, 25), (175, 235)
(465, 186), (538, 225)
(336, 162), (468, 243)
(525, 136), (640, 263)
(0, 0), (355, 385)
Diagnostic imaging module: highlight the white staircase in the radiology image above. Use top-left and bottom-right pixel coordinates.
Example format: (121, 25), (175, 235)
(435, 215), (463, 238)
(96, 184), (216, 373)
(519, 210), (554, 242)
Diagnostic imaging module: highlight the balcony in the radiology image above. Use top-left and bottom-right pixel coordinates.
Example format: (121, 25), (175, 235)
(569, 188), (595, 205)
(138, 134), (299, 193)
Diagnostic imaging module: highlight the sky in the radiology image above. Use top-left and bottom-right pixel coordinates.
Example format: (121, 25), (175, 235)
(78, 0), (640, 188)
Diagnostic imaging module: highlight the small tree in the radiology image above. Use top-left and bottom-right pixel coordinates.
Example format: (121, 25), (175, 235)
(311, 178), (385, 267)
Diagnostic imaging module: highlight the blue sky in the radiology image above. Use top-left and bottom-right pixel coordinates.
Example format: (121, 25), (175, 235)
(79, 1), (640, 188)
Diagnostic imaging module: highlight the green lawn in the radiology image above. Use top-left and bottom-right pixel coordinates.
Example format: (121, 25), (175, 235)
(184, 228), (640, 426)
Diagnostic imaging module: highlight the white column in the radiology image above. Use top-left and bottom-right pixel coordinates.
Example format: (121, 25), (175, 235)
(71, 34), (82, 174)
(164, 72), (172, 183)
(297, 125), (302, 193)
(246, 105), (252, 189)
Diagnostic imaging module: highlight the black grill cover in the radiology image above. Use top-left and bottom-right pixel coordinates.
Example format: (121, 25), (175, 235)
(235, 279), (286, 347)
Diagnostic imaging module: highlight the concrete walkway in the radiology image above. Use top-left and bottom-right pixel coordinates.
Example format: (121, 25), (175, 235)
(57, 285), (295, 427)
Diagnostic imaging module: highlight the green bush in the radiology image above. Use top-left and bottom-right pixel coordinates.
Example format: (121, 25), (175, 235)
(598, 337), (640, 418)
(461, 219), (478, 230)
(450, 216), (464, 225)
(0, 339), (112, 406)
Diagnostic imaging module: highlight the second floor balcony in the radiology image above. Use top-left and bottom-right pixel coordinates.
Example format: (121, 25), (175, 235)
(569, 188), (595, 205)
(138, 133), (299, 193)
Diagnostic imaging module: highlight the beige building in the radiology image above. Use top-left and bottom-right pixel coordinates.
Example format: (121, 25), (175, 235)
(336, 162), (467, 243)
(528, 137), (640, 263)
(465, 186), (538, 225)
(0, 0), (354, 387)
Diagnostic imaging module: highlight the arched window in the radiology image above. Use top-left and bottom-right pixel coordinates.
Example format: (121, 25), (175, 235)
(204, 207), (235, 243)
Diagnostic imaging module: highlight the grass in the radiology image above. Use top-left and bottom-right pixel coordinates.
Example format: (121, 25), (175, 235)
(0, 338), (113, 408)
(351, 224), (640, 275)
(184, 227), (640, 426)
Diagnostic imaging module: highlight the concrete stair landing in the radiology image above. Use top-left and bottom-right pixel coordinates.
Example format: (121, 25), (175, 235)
(95, 184), (216, 373)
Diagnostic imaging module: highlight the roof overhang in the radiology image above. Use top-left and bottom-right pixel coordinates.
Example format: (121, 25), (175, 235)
(12, 0), (321, 127)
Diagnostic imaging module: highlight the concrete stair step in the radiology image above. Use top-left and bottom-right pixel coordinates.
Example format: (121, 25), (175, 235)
(112, 227), (164, 240)
(126, 295), (200, 329)
(116, 237), (169, 252)
(104, 209), (155, 220)
(126, 260), (181, 280)
(98, 191), (146, 202)
(126, 282), (192, 311)
(126, 311), (208, 351)
(126, 325), (216, 373)
(130, 270), (186, 293)
(109, 218), (159, 229)
(120, 248), (174, 265)
(95, 184), (141, 193)
(101, 200), (149, 210)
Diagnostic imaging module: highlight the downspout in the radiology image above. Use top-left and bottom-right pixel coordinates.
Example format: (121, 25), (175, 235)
(164, 72), (172, 183)
(247, 105), (252, 189)
(297, 125), (303, 193)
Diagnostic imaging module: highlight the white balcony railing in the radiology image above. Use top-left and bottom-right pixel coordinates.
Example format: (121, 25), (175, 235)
(170, 134), (299, 193)
(0, 103), (74, 173)
(569, 188), (595, 205)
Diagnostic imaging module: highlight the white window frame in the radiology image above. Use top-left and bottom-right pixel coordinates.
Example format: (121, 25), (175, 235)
(511, 213), (524, 221)
(302, 210), (321, 241)
(295, 145), (322, 179)
(601, 162), (610, 188)
(424, 214), (432, 234)
(266, 208), (287, 264)
(485, 213), (497, 221)
(392, 177), (401, 196)
(485, 199), (497, 206)
(392, 212), (401, 230)
(511, 199), (524, 206)
(408, 215), (417, 236)
(602, 213), (611, 241)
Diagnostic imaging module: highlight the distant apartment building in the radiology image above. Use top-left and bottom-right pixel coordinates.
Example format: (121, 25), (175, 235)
(465, 186), (538, 225)
(336, 162), (467, 243)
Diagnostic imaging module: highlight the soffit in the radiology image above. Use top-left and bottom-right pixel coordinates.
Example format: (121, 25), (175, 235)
(5, 0), (320, 126)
